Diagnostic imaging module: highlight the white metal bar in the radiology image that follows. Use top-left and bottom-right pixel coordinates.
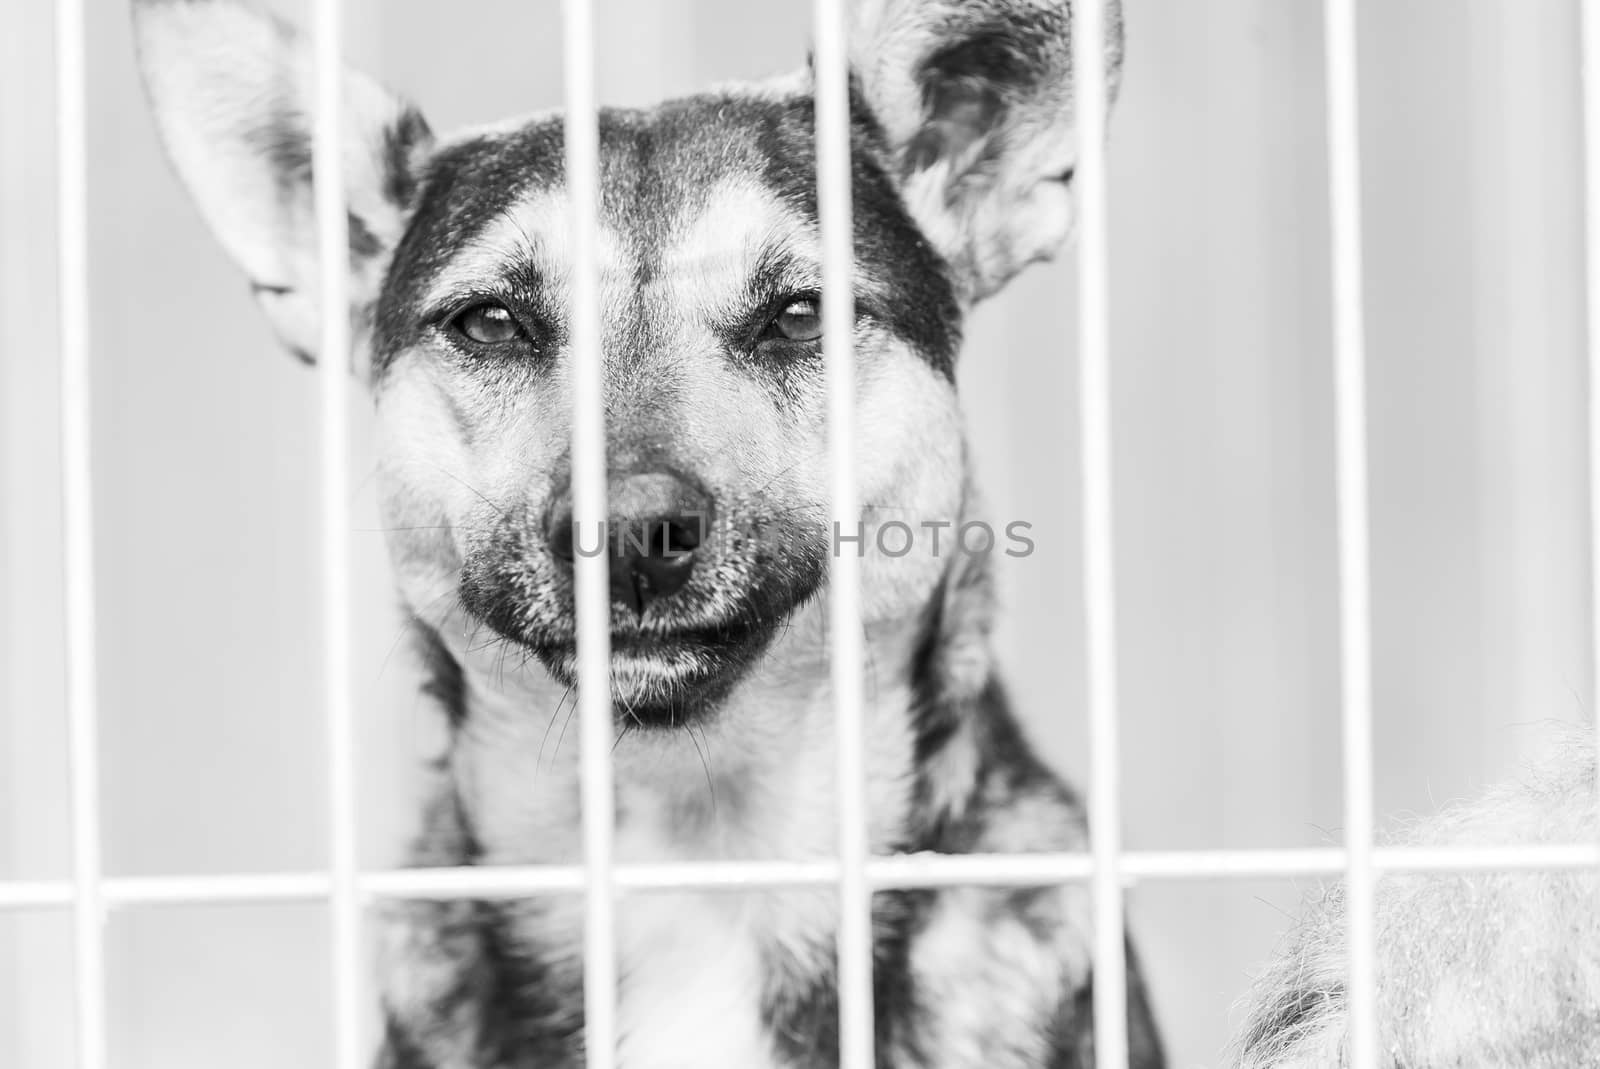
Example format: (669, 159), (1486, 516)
(7, 844), (1600, 914)
(813, 1), (874, 1067)
(1323, 1), (1378, 1066)
(310, 0), (361, 1064)
(560, 4), (617, 1068)
(1122, 849), (1342, 880)
(1581, 0), (1600, 814)
(1370, 843), (1600, 872)
(1072, 3), (1127, 1068)
(0, 882), (77, 912)
(105, 872), (336, 905)
(55, 0), (106, 1062)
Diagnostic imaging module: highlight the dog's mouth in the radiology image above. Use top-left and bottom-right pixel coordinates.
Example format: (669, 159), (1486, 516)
(529, 611), (780, 723)
(459, 567), (823, 727)
(484, 606), (792, 728)
(454, 500), (829, 724)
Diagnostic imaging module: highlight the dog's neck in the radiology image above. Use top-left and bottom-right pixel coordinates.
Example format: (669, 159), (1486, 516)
(413, 551), (996, 870)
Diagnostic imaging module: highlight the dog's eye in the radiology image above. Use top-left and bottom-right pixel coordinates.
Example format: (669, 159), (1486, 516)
(452, 302), (525, 346)
(767, 298), (822, 343)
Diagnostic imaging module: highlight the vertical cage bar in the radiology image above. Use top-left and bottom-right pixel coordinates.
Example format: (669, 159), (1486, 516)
(560, 3), (617, 1067)
(1582, 0), (1600, 795)
(812, 1), (873, 1067)
(1322, 0), (1378, 1065)
(55, 0), (106, 1063)
(1071, 3), (1127, 1067)
(310, 0), (361, 1063)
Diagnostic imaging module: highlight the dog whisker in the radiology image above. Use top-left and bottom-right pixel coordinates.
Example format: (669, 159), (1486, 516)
(537, 683), (577, 775)
(422, 461), (507, 519)
(550, 688), (582, 765)
(685, 720), (718, 817)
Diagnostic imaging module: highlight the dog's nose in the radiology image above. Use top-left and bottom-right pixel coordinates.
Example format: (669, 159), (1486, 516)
(544, 470), (712, 615)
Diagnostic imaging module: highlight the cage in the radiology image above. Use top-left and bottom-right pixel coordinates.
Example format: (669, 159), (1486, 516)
(1, 0), (1597, 1067)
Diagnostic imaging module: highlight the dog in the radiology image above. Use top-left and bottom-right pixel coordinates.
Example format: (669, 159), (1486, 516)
(1233, 729), (1600, 1067)
(132, 0), (1165, 1066)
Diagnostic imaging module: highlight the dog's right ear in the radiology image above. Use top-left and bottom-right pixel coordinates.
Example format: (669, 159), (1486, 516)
(133, 0), (432, 365)
(851, 0), (1123, 304)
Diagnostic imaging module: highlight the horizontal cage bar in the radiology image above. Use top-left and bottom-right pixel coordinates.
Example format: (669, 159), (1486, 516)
(4, 844), (1597, 913)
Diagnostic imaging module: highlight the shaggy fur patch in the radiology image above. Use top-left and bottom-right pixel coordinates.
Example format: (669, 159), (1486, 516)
(1234, 729), (1600, 1068)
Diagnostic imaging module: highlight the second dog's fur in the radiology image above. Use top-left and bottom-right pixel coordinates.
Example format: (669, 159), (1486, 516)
(1234, 731), (1600, 1068)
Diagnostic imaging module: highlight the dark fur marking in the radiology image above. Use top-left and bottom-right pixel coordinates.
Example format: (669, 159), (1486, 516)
(905, 572), (963, 768)
(912, 676), (1072, 855)
(236, 108), (401, 267)
(374, 1016), (433, 1069)
(374, 124), (566, 376)
(377, 778), (587, 1068)
(761, 675), (1167, 1069)
(247, 283), (316, 365)
(243, 112), (312, 187)
(237, 121), (382, 261)
(1055, 942), (1167, 1069)
(919, 8), (1066, 106)
(384, 105), (434, 210)
(349, 210), (382, 259)
(378, 900), (585, 1069)
(906, 33), (1014, 176)
(760, 890), (935, 1069)
(746, 88), (962, 380)
(412, 616), (467, 729)
(1237, 983), (1340, 1064)
(473, 902), (586, 1068)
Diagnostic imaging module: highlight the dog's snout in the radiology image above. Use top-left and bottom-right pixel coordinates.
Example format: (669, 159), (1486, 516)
(544, 470), (712, 615)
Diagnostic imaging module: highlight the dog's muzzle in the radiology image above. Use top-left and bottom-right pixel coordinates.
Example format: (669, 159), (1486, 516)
(456, 462), (827, 722)
(542, 468), (712, 616)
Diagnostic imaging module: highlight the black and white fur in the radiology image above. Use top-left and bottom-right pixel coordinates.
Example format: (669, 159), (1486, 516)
(133, 1), (1165, 1066)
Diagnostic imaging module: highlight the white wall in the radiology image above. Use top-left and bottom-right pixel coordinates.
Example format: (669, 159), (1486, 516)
(2, 0), (1592, 1066)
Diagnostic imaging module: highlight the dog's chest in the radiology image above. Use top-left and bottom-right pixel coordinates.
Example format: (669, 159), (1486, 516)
(605, 893), (782, 1069)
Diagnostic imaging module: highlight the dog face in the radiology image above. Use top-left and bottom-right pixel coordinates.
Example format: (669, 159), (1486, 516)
(373, 102), (970, 717)
(134, 0), (1123, 722)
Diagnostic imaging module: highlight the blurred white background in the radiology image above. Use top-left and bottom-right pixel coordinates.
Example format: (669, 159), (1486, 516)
(1, 0), (1592, 1066)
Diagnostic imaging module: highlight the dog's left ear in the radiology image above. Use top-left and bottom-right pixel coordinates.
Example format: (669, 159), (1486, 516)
(852, 0), (1123, 303)
(133, 0), (433, 366)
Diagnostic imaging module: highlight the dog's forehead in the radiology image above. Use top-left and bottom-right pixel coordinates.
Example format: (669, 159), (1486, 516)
(373, 88), (961, 377)
(405, 92), (817, 278)
(416, 159), (815, 315)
